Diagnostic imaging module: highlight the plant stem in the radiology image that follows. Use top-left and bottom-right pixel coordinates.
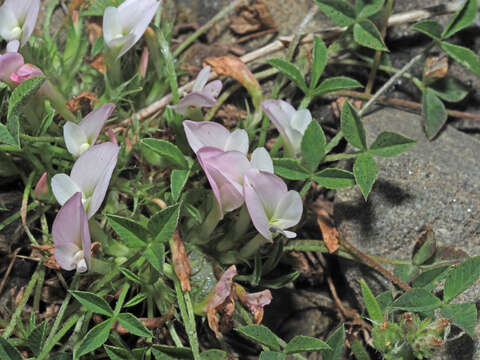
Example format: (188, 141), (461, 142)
(240, 233), (271, 259)
(114, 282), (130, 316)
(358, 42), (434, 117)
(158, 31), (179, 104)
(324, 152), (361, 163)
(2, 265), (41, 338)
(0, 201), (40, 232)
(365, 0), (394, 95)
(324, 131), (344, 155)
(21, 134), (64, 143)
(300, 179), (313, 197)
(187, 199), (221, 245)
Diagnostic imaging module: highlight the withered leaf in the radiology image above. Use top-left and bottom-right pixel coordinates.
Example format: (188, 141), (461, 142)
(171, 229), (192, 292)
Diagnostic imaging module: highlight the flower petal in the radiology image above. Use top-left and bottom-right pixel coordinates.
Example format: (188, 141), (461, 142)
(192, 66), (211, 92)
(273, 190), (303, 229)
(243, 169), (272, 240)
(64, 122), (88, 157)
(51, 174), (82, 206)
(245, 169), (287, 219)
(262, 99), (297, 155)
(121, 0), (159, 55)
(291, 109), (312, 135)
(170, 92), (218, 115)
(71, 142), (120, 218)
(6, 40), (19, 52)
(102, 6), (122, 46)
(0, 52), (23, 83)
(225, 129), (249, 154)
(79, 103), (115, 145)
(183, 120), (230, 153)
(203, 80), (223, 98)
(20, 0), (40, 46)
(0, 4), (20, 41)
(250, 147), (273, 173)
(205, 265), (237, 311)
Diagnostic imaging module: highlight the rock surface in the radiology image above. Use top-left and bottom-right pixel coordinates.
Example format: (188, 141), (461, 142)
(334, 108), (480, 359)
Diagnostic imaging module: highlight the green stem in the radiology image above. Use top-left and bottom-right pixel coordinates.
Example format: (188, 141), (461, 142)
(324, 131), (344, 155)
(239, 233), (271, 259)
(21, 134), (64, 143)
(44, 82), (77, 123)
(33, 266), (46, 313)
(0, 201), (40, 232)
(216, 205), (251, 252)
(158, 31), (179, 104)
(324, 151), (361, 163)
(114, 282), (130, 316)
(269, 137), (283, 157)
(299, 95), (312, 110)
(145, 27), (166, 84)
(173, 0), (248, 57)
(187, 199), (221, 244)
(2, 265), (41, 338)
(299, 179), (313, 197)
(105, 51), (123, 87)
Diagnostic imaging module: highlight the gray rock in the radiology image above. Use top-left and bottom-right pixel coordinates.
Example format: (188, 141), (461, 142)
(334, 108), (480, 359)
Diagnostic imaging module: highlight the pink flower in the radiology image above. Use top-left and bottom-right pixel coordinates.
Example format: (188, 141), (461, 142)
(51, 142), (120, 218)
(0, 0), (40, 51)
(197, 147), (273, 218)
(103, 0), (160, 59)
(34, 172), (48, 199)
(183, 120), (248, 154)
(63, 103), (115, 157)
(0, 52), (24, 84)
(262, 99), (312, 157)
(170, 66), (222, 115)
(52, 192), (91, 273)
(243, 169), (303, 241)
(9, 63), (44, 85)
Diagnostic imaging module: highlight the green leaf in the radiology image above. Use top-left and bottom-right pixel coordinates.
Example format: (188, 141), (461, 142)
(260, 271), (300, 289)
(351, 339), (371, 360)
(301, 120), (326, 171)
(441, 41), (480, 76)
(124, 293), (148, 308)
(76, 318), (114, 357)
(171, 169), (190, 202)
(314, 0), (356, 26)
(353, 19), (388, 51)
(107, 215), (148, 248)
(391, 288), (442, 312)
(313, 168), (356, 189)
(441, 303), (477, 337)
(284, 335), (331, 354)
(0, 124), (18, 148)
(284, 239), (328, 252)
(148, 203), (181, 243)
(311, 36), (328, 89)
(82, 0), (117, 15)
(144, 243), (165, 273)
(442, 0), (478, 38)
(0, 337), (23, 360)
(360, 280), (383, 323)
(152, 345), (192, 359)
(273, 158), (310, 180)
(37, 100), (56, 136)
(412, 265), (450, 292)
(353, 152), (377, 200)
(356, 0), (385, 18)
(341, 101), (367, 150)
(200, 349), (227, 360)
(312, 77), (363, 95)
(26, 321), (47, 356)
(119, 267), (143, 284)
(444, 256), (480, 303)
(70, 290), (114, 316)
(8, 77), (46, 121)
(267, 58), (307, 93)
(412, 228), (436, 266)
(429, 77), (469, 103)
(410, 20), (443, 41)
(117, 313), (152, 338)
(369, 131), (415, 157)
(394, 263), (418, 283)
(376, 291), (394, 315)
(104, 345), (135, 360)
(259, 351), (286, 360)
(142, 138), (188, 169)
(235, 325), (281, 351)
(422, 87), (447, 140)
(323, 325), (345, 360)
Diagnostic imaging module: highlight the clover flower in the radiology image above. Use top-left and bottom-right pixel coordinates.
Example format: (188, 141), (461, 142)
(52, 192), (91, 273)
(0, 52), (43, 86)
(170, 66), (222, 115)
(243, 168), (302, 240)
(0, 0), (40, 52)
(103, 0), (160, 59)
(51, 142), (120, 218)
(262, 99), (312, 157)
(183, 120), (248, 155)
(64, 103), (115, 157)
(197, 147), (273, 218)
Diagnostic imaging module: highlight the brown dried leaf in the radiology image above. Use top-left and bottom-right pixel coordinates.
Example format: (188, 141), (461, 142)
(313, 203), (339, 253)
(172, 229), (191, 292)
(90, 54), (106, 75)
(425, 55), (448, 79)
(85, 21), (102, 44)
(66, 91), (99, 114)
(230, 0), (276, 35)
(331, 97), (362, 119)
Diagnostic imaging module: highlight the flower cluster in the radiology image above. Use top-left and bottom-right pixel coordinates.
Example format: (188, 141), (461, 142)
(184, 118), (302, 241)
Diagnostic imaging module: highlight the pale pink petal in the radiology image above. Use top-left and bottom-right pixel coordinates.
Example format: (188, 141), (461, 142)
(273, 190), (303, 229)
(0, 52), (23, 83)
(225, 129), (249, 154)
(102, 7), (122, 46)
(0, 4), (20, 41)
(64, 122), (88, 157)
(71, 142), (120, 218)
(291, 109), (312, 134)
(243, 169), (272, 240)
(192, 66), (211, 92)
(206, 150), (252, 193)
(10, 64), (43, 85)
(6, 40), (19, 52)
(203, 80), (222, 98)
(51, 174), (82, 206)
(250, 147), (273, 173)
(20, 0), (40, 46)
(80, 201), (92, 268)
(183, 120), (230, 153)
(205, 265), (237, 311)
(244, 290), (272, 313)
(79, 103), (115, 145)
(245, 170), (287, 219)
(169, 92), (218, 115)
